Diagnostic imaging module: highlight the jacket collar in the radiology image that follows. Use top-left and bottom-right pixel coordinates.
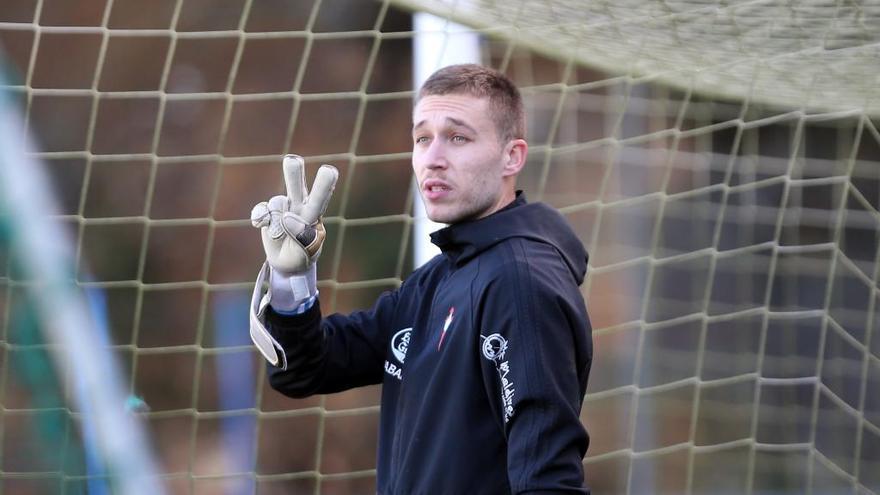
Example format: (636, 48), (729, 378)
(428, 190), (588, 283)
(429, 191), (527, 266)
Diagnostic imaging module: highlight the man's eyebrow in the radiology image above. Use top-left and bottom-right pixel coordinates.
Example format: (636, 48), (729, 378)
(447, 117), (477, 134)
(412, 117), (478, 134)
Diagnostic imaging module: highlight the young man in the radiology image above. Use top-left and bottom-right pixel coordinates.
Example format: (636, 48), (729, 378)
(249, 64), (593, 494)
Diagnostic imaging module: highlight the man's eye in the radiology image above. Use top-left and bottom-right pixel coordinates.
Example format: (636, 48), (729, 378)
(451, 135), (468, 143)
(414, 136), (428, 144)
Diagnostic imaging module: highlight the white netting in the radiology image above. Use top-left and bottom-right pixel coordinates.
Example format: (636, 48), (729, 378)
(0, 0), (877, 493)
(394, 0), (880, 115)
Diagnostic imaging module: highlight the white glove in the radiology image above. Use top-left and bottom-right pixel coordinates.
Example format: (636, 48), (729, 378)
(251, 154), (338, 274)
(249, 154), (338, 367)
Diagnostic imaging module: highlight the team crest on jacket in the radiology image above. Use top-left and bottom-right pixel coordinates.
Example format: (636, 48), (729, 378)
(437, 307), (455, 350)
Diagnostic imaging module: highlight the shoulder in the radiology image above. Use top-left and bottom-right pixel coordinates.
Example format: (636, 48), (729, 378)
(483, 237), (566, 279)
(476, 238), (571, 301)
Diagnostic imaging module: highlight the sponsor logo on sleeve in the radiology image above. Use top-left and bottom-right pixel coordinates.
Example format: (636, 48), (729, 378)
(391, 328), (412, 363)
(384, 327), (412, 381)
(481, 333), (508, 361)
(480, 333), (515, 423)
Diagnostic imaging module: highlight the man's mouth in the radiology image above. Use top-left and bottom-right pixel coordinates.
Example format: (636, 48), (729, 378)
(423, 180), (452, 199)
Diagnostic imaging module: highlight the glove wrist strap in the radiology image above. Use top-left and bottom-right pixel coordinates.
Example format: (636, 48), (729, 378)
(269, 263), (318, 313)
(249, 262), (287, 368)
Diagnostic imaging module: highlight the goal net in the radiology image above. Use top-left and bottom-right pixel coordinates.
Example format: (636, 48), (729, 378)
(0, 0), (878, 493)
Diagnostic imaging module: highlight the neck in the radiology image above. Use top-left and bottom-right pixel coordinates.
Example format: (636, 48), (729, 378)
(477, 186), (516, 220)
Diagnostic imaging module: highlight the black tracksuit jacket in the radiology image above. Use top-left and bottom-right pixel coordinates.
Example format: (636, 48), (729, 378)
(265, 193), (593, 494)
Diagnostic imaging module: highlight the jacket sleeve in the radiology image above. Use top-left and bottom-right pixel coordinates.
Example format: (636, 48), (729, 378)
(265, 288), (399, 398)
(478, 248), (593, 494)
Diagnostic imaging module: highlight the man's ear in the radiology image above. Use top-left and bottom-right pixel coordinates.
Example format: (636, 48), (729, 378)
(502, 139), (528, 177)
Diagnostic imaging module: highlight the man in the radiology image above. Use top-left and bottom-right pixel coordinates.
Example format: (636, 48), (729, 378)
(249, 64), (593, 494)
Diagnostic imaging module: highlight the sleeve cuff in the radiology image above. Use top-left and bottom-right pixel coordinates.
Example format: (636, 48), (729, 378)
(271, 293), (318, 315)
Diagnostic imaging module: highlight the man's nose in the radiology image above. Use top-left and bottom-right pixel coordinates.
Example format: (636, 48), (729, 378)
(423, 140), (448, 170)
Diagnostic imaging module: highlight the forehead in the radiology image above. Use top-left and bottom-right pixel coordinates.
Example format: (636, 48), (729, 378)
(413, 94), (493, 129)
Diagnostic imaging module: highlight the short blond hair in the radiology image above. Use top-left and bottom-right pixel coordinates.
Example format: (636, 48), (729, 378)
(417, 64), (525, 142)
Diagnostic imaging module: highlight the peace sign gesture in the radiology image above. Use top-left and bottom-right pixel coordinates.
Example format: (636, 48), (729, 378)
(251, 154), (339, 274)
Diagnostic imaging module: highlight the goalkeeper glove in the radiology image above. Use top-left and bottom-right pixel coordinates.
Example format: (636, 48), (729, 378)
(249, 154), (338, 367)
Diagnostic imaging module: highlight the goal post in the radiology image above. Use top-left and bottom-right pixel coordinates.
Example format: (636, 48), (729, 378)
(0, 0), (878, 494)
(411, 12), (481, 267)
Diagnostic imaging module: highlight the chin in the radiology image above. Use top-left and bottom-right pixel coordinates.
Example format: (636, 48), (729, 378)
(425, 207), (460, 224)
(432, 211), (482, 225)
(426, 212), (454, 224)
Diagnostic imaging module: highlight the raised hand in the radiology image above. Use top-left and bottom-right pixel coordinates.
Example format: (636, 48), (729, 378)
(251, 154), (338, 274)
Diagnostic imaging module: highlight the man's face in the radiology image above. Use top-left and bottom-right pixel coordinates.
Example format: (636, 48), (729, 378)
(412, 94), (512, 224)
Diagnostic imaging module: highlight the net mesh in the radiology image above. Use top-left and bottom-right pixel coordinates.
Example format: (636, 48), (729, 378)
(0, 0), (878, 493)
(395, 0), (880, 115)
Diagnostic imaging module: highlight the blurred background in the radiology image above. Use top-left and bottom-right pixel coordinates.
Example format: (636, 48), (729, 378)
(0, 0), (878, 493)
